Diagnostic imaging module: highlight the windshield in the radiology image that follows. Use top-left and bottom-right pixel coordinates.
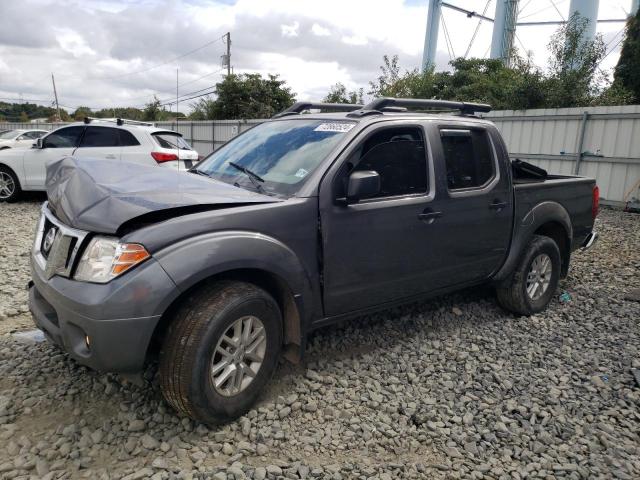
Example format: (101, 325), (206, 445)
(153, 133), (193, 150)
(0, 131), (18, 140)
(195, 119), (354, 196)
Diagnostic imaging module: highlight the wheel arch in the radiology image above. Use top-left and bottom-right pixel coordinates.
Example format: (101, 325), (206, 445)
(493, 201), (572, 283)
(147, 267), (305, 366)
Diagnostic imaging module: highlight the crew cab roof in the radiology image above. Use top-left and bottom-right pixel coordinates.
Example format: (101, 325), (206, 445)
(267, 111), (495, 127)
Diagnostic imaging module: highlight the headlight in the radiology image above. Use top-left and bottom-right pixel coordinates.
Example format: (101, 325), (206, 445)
(74, 236), (150, 283)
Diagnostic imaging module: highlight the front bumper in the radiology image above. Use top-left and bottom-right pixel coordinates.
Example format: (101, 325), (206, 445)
(29, 254), (177, 373)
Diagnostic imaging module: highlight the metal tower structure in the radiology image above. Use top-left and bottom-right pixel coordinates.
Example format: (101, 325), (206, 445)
(422, 0), (639, 71)
(490, 0), (519, 65)
(568, 0), (600, 49)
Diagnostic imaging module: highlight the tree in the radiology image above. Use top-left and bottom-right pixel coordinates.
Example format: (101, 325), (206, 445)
(614, 9), (640, 102)
(544, 12), (606, 107)
(323, 83), (363, 104)
(190, 74), (296, 120)
(73, 106), (93, 121)
(368, 56), (547, 110)
(18, 111), (29, 122)
(143, 96), (169, 121)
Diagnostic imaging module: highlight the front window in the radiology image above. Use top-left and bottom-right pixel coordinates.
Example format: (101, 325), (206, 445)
(43, 126), (85, 148)
(195, 119), (354, 196)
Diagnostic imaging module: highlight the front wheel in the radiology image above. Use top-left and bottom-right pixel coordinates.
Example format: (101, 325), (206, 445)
(159, 281), (282, 424)
(0, 166), (21, 202)
(496, 235), (561, 315)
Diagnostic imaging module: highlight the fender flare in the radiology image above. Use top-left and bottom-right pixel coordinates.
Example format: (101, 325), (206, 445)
(152, 230), (315, 323)
(492, 201), (572, 283)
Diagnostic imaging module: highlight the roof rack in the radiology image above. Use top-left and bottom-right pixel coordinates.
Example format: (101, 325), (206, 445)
(272, 102), (364, 119)
(346, 98), (492, 118)
(83, 117), (154, 127)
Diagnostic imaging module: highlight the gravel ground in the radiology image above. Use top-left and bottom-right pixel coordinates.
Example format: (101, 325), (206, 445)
(0, 199), (638, 480)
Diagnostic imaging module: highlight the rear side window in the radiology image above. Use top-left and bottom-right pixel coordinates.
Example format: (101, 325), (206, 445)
(43, 126), (85, 148)
(119, 129), (140, 146)
(80, 127), (120, 147)
(440, 129), (494, 190)
(153, 133), (192, 150)
(350, 126), (428, 199)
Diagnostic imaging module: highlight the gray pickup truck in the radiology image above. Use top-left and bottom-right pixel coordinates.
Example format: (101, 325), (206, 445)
(29, 98), (598, 424)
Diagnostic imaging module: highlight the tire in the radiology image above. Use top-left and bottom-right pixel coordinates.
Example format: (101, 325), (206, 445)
(159, 281), (282, 424)
(496, 235), (561, 316)
(0, 166), (21, 202)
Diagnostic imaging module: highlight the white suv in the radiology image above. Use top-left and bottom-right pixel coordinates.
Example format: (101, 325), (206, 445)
(0, 119), (199, 202)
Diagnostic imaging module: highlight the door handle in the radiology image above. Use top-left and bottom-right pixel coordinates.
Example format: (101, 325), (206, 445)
(105, 154), (116, 159)
(418, 211), (443, 224)
(489, 200), (507, 211)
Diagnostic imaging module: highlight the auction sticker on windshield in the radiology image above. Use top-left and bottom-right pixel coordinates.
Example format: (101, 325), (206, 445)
(314, 123), (355, 133)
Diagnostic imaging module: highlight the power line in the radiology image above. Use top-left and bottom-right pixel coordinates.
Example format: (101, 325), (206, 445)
(440, 13), (456, 61)
(95, 35), (226, 81)
(520, 0), (568, 20)
(126, 67), (226, 106)
(465, 0), (492, 58)
(0, 96), (52, 103)
(161, 88), (218, 106)
(518, 0), (535, 15)
(548, 0), (566, 21)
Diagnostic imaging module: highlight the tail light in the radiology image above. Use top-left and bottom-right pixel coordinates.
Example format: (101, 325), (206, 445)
(151, 152), (179, 163)
(592, 185), (600, 219)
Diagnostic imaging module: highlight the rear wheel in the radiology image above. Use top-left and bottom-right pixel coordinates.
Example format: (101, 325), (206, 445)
(159, 281), (282, 424)
(496, 235), (561, 315)
(0, 167), (21, 202)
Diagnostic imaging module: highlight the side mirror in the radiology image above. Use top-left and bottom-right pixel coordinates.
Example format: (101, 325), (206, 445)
(346, 170), (380, 204)
(33, 138), (43, 149)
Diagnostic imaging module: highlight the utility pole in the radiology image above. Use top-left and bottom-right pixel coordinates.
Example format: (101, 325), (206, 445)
(223, 32), (231, 76)
(51, 73), (61, 122)
(176, 68), (179, 126)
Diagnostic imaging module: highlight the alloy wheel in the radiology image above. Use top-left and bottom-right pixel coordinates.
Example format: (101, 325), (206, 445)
(210, 315), (267, 397)
(0, 172), (15, 199)
(526, 253), (552, 300)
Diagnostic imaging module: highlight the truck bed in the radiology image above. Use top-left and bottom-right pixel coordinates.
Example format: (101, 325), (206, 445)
(514, 174), (596, 250)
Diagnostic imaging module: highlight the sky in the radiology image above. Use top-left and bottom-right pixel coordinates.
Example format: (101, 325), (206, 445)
(0, 0), (634, 115)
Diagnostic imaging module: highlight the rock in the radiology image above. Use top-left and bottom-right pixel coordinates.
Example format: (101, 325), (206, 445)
(128, 420), (146, 432)
(141, 434), (159, 450)
(266, 465), (283, 476)
(122, 468), (154, 480)
(152, 457), (169, 469)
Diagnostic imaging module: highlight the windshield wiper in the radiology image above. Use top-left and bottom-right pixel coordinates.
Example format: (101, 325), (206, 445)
(228, 162), (265, 192)
(190, 169), (212, 178)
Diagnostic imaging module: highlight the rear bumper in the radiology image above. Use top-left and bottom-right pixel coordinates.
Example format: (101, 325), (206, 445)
(582, 231), (597, 250)
(28, 256), (177, 373)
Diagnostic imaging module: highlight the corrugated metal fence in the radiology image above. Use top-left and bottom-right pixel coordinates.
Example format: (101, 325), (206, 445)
(2, 105), (639, 205)
(485, 105), (640, 207)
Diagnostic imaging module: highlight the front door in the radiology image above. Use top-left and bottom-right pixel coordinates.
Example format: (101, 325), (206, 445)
(320, 122), (441, 316)
(24, 126), (85, 188)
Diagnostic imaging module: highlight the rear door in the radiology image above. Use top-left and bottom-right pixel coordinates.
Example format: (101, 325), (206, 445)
(77, 126), (122, 160)
(428, 122), (513, 282)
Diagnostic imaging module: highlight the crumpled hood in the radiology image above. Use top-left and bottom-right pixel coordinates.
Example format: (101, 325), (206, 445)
(46, 156), (279, 234)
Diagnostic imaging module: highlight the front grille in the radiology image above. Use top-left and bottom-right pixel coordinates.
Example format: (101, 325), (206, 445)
(33, 203), (88, 280)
